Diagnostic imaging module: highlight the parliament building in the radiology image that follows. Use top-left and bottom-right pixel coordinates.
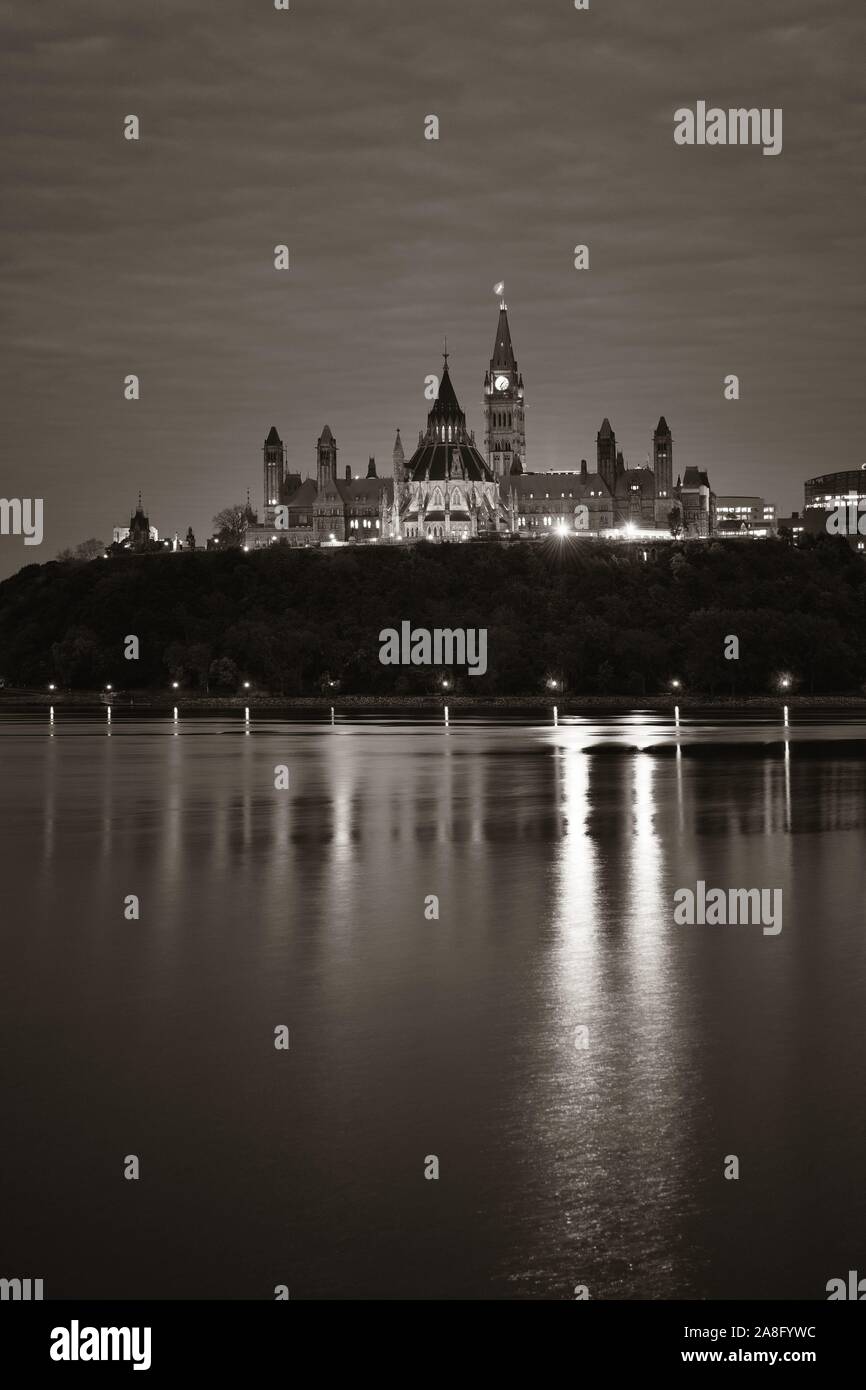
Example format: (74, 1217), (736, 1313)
(243, 302), (715, 549)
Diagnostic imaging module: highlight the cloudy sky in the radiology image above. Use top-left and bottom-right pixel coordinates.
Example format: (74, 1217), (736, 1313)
(1, 0), (864, 573)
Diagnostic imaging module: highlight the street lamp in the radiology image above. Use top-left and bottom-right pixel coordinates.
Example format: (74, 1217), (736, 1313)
(671, 678), (681, 690)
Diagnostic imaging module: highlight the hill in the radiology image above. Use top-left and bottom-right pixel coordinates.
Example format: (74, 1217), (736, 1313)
(0, 537), (864, 696)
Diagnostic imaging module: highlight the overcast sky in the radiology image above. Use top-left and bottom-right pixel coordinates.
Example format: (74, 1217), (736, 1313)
(1, 0), (864, 573)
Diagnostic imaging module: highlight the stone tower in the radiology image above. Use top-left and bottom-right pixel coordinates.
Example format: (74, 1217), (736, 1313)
(653, 416), (673, 501)
(597, 418), (617, 493)
(263, 425), (286, 512)
(483, 298), (526, 478)
(316, 425), (337, 489)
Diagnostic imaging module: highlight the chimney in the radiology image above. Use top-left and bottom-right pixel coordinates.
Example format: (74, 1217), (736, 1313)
(580, 459), (588, 480)
(345, 464), (351, 481)
(367, 457), (377, 478)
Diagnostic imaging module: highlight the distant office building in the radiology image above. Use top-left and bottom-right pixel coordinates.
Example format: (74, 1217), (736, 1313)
(716, 496), (777, 537)
(802, 468), (866, 552)
(776, 511), (806, 540)
(804, 468), (866, 512)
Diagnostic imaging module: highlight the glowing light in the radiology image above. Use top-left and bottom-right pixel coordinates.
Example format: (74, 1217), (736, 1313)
(243, 681), (251, 689)
(171, 681), (179, 690)
(48, 683), (55, 691)
(779, 675), (792, 690)
(105, 684), (113, 691)
(671, 679), (681, 690)
(555, 523), (570, 538)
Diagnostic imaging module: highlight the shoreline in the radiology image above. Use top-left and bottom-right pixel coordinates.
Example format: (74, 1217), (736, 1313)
(3, 690), (866, 712)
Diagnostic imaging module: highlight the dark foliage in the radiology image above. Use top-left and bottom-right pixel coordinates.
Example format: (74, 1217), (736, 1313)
(1, 536), (864, 695)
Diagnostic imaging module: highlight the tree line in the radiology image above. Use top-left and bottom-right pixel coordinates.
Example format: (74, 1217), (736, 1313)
(1, 534), (864, 696)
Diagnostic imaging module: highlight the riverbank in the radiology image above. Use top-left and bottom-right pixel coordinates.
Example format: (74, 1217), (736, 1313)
(3, 690), (866, 712)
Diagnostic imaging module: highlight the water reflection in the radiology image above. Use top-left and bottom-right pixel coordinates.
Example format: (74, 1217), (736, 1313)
(2, 712), (866, 1299)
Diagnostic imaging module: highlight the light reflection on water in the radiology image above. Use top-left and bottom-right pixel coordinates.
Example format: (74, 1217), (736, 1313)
(1, 712), (865, 1299)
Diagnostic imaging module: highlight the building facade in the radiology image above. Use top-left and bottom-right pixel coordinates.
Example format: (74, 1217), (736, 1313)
(716, 496), (777, 537)
(244, 426), (393, 548)
(244, 300), (715, 549)
(385, 353), (509, 540)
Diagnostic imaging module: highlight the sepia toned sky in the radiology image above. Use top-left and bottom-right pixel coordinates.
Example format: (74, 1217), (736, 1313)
(1, 0), (864, 573)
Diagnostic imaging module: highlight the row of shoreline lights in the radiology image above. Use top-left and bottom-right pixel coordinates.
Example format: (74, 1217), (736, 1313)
(47, 681), (253, 692)
(45, 675), (794, 694)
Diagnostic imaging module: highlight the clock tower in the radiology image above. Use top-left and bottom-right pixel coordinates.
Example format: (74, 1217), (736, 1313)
(483, 297), (526, 478)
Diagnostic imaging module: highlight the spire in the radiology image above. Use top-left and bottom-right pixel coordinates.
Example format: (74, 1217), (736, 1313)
(265, 425), (282, 446)
(434, 359), (461, 414)
(599, 418), (613, 438)
(491, 305), (517, 372)
(655, 416), (671, 436)
(423, 343), (468, 443)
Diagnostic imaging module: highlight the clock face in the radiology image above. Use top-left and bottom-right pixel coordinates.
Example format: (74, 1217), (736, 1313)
(494, 374), (509, 391)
